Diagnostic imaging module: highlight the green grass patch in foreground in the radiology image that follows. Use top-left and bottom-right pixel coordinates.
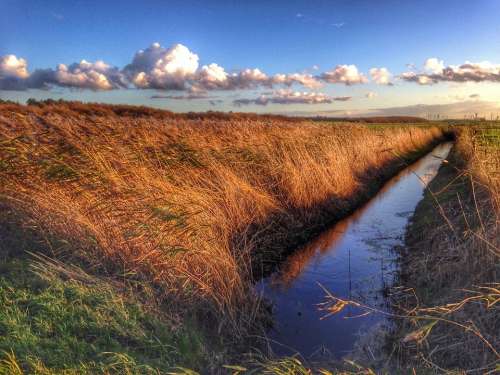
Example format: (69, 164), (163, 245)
(0, 254), (206, 374)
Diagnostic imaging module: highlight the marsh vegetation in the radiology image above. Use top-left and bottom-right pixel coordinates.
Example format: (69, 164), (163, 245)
(0, 102), (497, 373)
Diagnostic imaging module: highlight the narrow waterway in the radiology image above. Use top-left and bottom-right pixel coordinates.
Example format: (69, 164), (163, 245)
(256, 142), (453, 359)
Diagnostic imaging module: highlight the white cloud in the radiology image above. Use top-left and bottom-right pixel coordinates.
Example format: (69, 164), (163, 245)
(54, 60), (125, 90)
(227, 68), (269, 89)
(8, 44), (500, 97)
(0, 55), (29, 79)
(369, 67), (392, 85)
(401, 58), (500, 85)
(124, 43), (324, 91)
(320, 64), (367, 85)
(125, 43), (199, 90)
(271, 73), (322, 89)
(0, 54), (32, 90)
(196, 63), (229, 89)
(0, 54), (125, 91)
(424, 57), (444, 74)
(399, 71), (435, 85)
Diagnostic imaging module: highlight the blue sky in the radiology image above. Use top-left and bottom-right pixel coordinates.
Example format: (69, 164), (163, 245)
(2, 0), (500, 117)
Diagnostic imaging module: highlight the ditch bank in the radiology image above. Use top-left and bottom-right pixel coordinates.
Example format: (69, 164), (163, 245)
(249, 131), (455, 280)
(385, 131), (499, 372)
(255, 141), (454, 359)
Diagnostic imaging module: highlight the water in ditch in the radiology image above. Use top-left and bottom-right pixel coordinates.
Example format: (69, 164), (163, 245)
(255, 142), (453, 359)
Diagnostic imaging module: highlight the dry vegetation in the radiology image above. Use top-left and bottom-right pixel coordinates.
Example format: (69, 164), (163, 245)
(0, 102), (448, 371)
(381, 126), (499, 373)
(291, 125), (499, 374)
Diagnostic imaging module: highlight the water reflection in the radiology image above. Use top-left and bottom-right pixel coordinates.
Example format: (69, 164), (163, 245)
(256, 142), (453, 359)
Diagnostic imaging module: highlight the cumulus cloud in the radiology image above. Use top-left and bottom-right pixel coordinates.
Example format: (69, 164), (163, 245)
(233, 89), (347, 106)
(195, 67), (321, 91)
(400, 71), (434, 85)
(227, 68), (269, 89)
(54, 60), (126, 90)
(369, 67), (392, 85)
(424, 57), (444, 74)
(320, 64), (367, 85)
(22, 44), (500, 97)
(0, 46), (369, 94)
(195, 63), (229, 90)
(0, 54), (125, 91)
(0, 55), (31, 90)
(124, 43), (199, 90)
(0, 55), (29, 79)
(401, 58), (500, 85)
(271, 73), (322, 89)
(120, 43), (329, 91)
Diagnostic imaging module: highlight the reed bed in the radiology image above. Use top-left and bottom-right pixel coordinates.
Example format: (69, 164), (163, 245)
(0, 102), (446, 339)
(382, 126), (500, 373)
(282, 125), (499, 374)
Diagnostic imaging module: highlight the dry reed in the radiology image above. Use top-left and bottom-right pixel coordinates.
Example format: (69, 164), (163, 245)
(0, 102), (446, 335)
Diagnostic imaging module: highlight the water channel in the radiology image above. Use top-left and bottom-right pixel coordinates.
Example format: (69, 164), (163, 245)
(256, 142), (453, 359)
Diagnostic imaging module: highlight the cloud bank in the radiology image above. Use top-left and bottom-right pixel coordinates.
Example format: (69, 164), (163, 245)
(3, 44), (500, 111)
(0, 42), (374, 93)
(233, 89), (351, 106)
(401, 58), (500, 85)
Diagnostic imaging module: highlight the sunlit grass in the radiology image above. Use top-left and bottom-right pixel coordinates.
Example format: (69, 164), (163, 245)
(0, 102), (451, 371)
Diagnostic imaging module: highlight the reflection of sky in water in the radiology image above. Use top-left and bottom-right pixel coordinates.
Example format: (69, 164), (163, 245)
(255, 142), (453, 359)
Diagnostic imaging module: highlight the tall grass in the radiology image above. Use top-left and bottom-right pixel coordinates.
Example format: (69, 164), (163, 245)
(318, 125), (500, 372)
(385, 126), (499, 372)
(0, 102), (446, 339)
(285, 125), (499, 373)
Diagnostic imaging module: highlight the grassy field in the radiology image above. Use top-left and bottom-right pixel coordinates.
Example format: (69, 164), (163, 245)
(0, 101), (456, 373)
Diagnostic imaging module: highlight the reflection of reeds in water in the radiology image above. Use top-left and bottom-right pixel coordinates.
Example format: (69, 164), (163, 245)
(267, 144), (452, 291)
(268, 179), (386, 290)
(315, 129), (499, 372)
(268, 219), (351, 290)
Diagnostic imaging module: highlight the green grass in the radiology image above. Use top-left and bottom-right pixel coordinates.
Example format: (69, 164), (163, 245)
(0, 253), (206, 374)
(476, 126), (500, 147)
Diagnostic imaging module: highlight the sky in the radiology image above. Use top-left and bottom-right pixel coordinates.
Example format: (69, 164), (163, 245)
(1, 0), (500, 117)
